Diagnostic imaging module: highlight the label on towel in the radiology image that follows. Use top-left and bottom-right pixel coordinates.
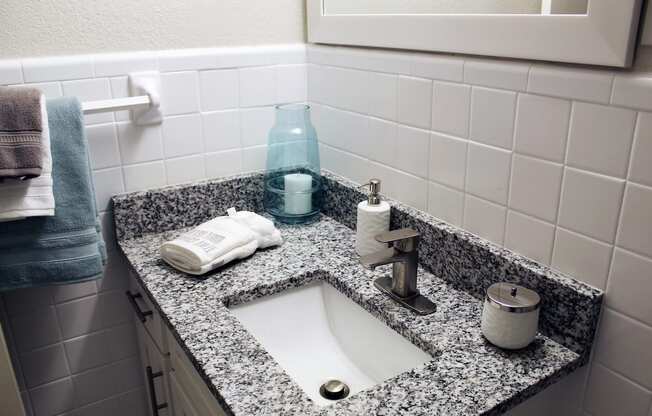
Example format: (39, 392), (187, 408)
(178, 229), (225, 254)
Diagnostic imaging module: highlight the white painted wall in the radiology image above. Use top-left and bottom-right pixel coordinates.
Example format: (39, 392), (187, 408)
(0, 0), (306, 58)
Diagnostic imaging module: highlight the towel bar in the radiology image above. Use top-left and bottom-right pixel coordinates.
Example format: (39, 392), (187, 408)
(81, 95), (151, 114)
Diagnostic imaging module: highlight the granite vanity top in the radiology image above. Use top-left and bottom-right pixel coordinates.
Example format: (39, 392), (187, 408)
(113, 172), (603, 416)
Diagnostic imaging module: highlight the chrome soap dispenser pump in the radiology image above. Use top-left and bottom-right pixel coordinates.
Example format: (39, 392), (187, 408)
(355, 179), (390, 256)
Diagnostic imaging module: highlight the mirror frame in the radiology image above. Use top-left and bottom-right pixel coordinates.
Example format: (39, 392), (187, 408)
(307, 0), (643, 68)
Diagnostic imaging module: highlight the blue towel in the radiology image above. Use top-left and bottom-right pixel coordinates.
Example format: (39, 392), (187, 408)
(0, 97), (106, 290)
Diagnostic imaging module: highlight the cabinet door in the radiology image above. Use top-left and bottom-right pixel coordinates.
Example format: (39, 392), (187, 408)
(137, 324), (172, 416)
(127, 274), (168, 355)
(170, 371), (200, 416)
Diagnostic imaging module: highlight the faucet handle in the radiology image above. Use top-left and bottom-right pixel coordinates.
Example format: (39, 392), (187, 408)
(375, 228), (419, 252)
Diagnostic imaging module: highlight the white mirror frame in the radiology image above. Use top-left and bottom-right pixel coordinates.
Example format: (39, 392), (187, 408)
(307, 0), (643, 68)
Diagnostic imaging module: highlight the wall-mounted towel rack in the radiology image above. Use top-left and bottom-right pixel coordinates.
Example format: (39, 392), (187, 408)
(80, 71), (162, 126)
(81, 95), (151, 115)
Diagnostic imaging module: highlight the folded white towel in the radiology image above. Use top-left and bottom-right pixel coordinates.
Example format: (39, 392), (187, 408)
(160, 208), (283, 275)
(0, 95), (55, 222)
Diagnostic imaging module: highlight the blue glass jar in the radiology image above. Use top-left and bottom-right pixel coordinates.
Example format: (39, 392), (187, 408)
(263, 104), (322, 224)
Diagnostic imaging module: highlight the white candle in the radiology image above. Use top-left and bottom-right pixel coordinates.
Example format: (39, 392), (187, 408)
(284, 173), (312, 215)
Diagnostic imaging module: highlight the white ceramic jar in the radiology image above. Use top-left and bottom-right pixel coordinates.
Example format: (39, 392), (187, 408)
(481, 283), (541, 350)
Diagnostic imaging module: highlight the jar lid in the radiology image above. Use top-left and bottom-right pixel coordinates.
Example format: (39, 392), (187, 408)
(485, 283), (541, 313)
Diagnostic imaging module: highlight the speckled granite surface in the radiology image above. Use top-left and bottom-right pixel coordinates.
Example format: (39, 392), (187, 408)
(113, 171), (603, 416)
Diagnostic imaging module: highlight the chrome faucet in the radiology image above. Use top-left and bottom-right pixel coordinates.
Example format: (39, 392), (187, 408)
(360, 228), (436, 315)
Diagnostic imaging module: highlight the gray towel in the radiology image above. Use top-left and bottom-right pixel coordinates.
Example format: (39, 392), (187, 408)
(0, 87), (43, 179)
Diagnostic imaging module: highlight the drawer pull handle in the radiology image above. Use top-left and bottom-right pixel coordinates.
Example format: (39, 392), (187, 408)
(146, 365), (169, 416)
(126, 291), (153, 323)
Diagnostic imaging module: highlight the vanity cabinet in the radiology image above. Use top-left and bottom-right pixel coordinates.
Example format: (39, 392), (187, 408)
(127, 272), (227, 416)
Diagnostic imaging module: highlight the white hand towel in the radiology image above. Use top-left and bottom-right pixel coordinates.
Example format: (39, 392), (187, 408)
(0, 95), (55, 221)
(160, 209), (283, 275)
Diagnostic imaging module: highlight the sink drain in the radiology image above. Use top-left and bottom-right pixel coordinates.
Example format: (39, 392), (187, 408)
(319, 379), (350, 401)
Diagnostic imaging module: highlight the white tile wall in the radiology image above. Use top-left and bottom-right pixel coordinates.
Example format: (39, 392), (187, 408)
(0, 44), (307, 416)
(2, 41), (651, 416)
(307, 44), (652, 416)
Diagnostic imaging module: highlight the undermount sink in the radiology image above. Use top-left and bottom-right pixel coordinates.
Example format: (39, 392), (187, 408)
(229, 280), (432, 406)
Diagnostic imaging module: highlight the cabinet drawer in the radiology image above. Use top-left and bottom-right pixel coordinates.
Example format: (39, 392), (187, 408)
(127, 273), (168, 355)
(170, 371), (200, 416)
(170, 338), (227, 416)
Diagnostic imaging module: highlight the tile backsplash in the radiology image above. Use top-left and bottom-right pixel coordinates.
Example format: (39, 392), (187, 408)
(308, 44), (652, 416)
(1, 41), (652, 416)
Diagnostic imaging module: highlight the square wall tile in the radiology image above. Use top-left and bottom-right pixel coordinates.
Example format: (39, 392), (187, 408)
(324, 146), (371, 185)
(202, 110), (241, 152)
(397, 76), (432, 129)
(165, 155), (206, 185)
(108, 77), (130, 121)
(56, 296), (103, 340)
(51, 281), (97, 304)
(411, 55), (464, 82)
(584, 364), (651, 416)
(509, 154), (563, 222)
(92, 168), (124, 212)
(116, 123), (163, 165)
(0, 60), (22, 85)
(429, 132), (467, 190)
(528, 65), (613, 104)
(239, 66), (276, 107)
(122, 161), (167, 192)
(4, 287), (52, 316)
(199, 69), (239, 111)
(29, 377), (76, 416)
(551, 228), (612, 290)
(629, 112), (652, 187)
(465, 142), (511, 205)
(331, 67), (368, 113)
(106, 324), (138, 362)
(162, 114), (203, 158)
(470, 87), (516, 149)
(395, 125), (430, 178)
(373, 165), (428, 211)
(367, 117), (397, 165)
(367, 71), (398, 121)
(62, 78), (113, 124)
(567, 102), (636, 178)
(463, 59), (529, 91)
(98, 291), (132, 328)
(432, 81), (470, 138)
(607, 248), (652, 327)
(18, 82), (62, 99)
(72, 357), (141, 407)
(326, 108), (369, 157)
(10, 306), (61, 352)
(161, 71), (200, 115)
(20, 344), (69, 388)
(558, 167), (625, 243)
(617, 183), (652, 257)
(427, 182), (464, 227)
(463, 195), (507, 245)
(504, 211), (555, 265)
(276, 64), (307, 104)
(241, 145), (268, 173)
(594, 309), (652, 390)
(240, 107), (275, 147)
(86, 124), (121, 170)
(514, 94), (570, 162)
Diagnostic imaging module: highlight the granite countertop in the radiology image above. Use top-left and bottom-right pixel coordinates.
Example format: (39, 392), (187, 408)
(118, 214), (583, 416)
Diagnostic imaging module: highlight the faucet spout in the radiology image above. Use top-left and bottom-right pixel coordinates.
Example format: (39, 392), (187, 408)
(360, 247), (402, 270)
(358, 228), (436, 315)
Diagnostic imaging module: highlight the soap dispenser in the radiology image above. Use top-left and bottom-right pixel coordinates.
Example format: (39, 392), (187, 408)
(355, 179), (390, 256)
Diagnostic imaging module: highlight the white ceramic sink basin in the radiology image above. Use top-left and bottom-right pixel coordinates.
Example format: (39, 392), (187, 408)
(229, 281), (432, 406)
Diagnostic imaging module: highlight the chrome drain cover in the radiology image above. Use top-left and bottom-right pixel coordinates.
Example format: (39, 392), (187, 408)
(319, 379), (350, 401)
